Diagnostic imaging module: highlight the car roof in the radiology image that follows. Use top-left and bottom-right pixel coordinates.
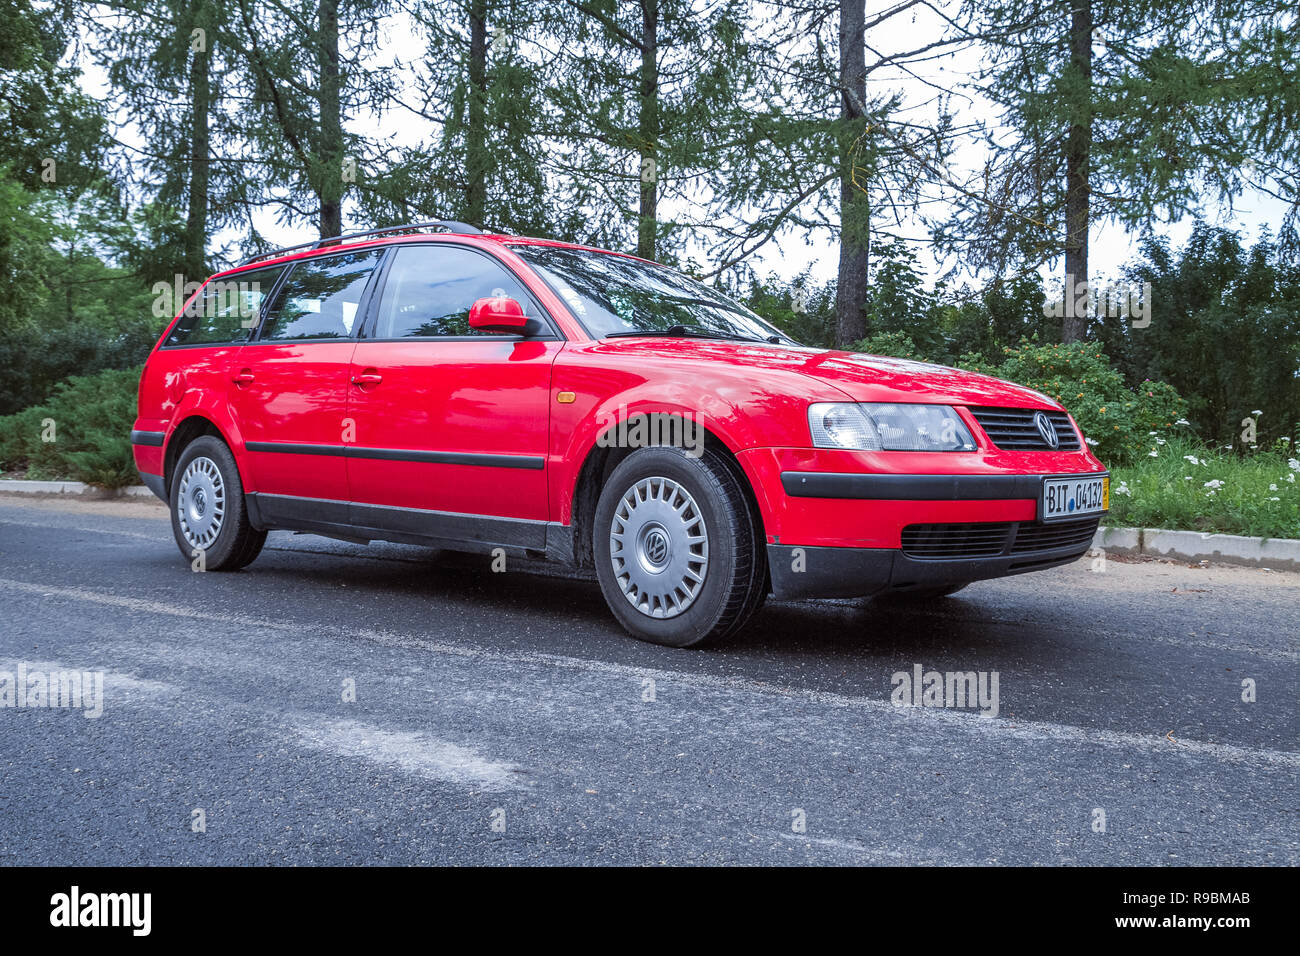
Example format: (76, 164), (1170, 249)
(208, 233), (648, 283)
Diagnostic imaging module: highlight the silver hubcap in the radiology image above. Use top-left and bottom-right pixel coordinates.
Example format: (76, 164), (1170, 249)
(177, 456), (225, 551)
(609, 476), (709, 619)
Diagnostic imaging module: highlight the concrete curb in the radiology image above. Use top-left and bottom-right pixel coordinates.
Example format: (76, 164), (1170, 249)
(1091, 525), (1300, 572)
(0, 479), (155, 498)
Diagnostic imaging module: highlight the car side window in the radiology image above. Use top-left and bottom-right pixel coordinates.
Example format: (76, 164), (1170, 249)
(259, 250), (382, 341)
(163, 266), (285, 347)
(370, 245), (543, 338)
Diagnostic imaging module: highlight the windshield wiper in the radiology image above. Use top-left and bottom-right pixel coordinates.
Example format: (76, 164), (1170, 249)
(606, 326), (725, 339)
(604, 325), (765, 342)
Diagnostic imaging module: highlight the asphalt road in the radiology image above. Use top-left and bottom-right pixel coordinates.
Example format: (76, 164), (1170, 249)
(0, 494), (1295, 865)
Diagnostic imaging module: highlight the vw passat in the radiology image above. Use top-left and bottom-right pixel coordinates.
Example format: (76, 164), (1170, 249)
(132, 220), (1108, 647)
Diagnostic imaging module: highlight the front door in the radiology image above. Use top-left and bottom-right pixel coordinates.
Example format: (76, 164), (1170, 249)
(345, 243), (561, 549)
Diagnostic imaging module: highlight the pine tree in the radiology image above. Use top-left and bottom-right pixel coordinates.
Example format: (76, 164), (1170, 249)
(703, 0), (969, 347)
(87, 0), (246, 278)
(945, 0), (1298, 342)
(234, 0), (396, 240)
(543, 0), (759, 262)
(357, 0), (559, 236)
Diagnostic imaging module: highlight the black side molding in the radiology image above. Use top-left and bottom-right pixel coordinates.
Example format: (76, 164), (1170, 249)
(246, 442), (347, 458)
(248, 492), (549, 552)
(782, 472), (1054, 500)
(245, 441), (544, 470)
(130, 430), (166, 447)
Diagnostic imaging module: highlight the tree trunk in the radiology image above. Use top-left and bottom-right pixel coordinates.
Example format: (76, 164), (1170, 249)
(465, 0), (489, 228)
(317, 0), (343, 238)
(637, 0), (659, 260)
(1062, 0), (1092, 343)
(185, 1), (211, 279)
(835, 0), (869, 348)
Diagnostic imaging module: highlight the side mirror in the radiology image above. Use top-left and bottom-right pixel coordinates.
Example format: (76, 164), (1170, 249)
(468, 296), (538, 335)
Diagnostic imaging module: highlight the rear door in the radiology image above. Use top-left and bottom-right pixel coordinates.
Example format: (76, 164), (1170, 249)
(345, 243), (562, 547)
(228, 248), (384, 522)
(150, 263), (288, 457)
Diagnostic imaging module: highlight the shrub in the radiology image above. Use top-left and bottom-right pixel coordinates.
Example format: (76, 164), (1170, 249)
(850, 330), (927, 361)
(0, 320), (156, 416)
(960, 340), (1187, 466)
(0, 366), (142, 487)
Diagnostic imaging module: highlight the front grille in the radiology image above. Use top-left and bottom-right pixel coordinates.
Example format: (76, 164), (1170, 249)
(900, 522), (1014, 558)
(968, 407), (1080, 451)
(1010, 517), (1100, 554)
(901, 516), (1100, 560)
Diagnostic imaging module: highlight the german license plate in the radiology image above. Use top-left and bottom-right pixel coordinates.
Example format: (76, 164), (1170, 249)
(1041, 475), (1108, 522)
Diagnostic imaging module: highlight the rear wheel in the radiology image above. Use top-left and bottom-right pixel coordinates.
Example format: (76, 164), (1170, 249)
(594, 445), (766, 647)
(169, 435), (266, 571)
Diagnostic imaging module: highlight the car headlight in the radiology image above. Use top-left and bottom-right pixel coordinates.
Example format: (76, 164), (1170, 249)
(808, 403), (976, 451)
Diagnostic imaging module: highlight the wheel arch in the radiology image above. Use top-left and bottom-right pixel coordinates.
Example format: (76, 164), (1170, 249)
(163, 415), (237, 498)
(567, 418), (766, 572)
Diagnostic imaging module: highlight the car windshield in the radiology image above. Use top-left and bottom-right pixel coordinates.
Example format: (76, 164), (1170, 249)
(510, 244), (795, 343)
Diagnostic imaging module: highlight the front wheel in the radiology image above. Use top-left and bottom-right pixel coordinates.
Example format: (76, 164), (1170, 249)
(169, 435), (266, 571)
(593, 446), (766, 647)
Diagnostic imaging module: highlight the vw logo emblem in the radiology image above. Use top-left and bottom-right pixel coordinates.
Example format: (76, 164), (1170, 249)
(644, 529), (669, 566)
(1033, 411), (1059, 450)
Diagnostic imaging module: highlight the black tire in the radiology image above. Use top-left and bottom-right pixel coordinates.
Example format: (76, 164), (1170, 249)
(877, 582), (969, 602)
(169, 435), (266, 571)
(593, 445), (766, 647)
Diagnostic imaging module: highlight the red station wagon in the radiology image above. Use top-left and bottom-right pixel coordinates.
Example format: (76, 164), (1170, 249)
(132, 220), (1109, 647)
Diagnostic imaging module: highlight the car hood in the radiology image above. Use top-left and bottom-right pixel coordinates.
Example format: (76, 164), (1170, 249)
(593, 339), (1063, 410)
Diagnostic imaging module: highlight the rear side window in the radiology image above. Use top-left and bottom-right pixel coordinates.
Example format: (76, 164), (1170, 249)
(163, 266), (285, 347)
(259, 249), (382, 341)
(369, 245), (544, 338)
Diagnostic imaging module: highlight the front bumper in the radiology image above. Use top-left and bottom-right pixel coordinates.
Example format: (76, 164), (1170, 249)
(768, 515), (1102, 599)
(737, 446), (1108, 549)
(739, 448), (1109, 599)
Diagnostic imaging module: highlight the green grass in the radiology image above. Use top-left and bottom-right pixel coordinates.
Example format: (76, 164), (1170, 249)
(1106, 437), (1300, 539)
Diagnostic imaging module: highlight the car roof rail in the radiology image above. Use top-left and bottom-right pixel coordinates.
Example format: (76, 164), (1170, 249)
(235, 219), (486, 267)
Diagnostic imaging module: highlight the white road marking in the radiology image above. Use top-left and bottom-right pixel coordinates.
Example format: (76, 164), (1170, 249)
(2, 576), (1296, 769)
(777, 831), (936, 864)
(0, 517), (160, 541)
(0, 657), (180, 705)
(8, 511), (1290, 661)
(290, 717), (528, 791)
